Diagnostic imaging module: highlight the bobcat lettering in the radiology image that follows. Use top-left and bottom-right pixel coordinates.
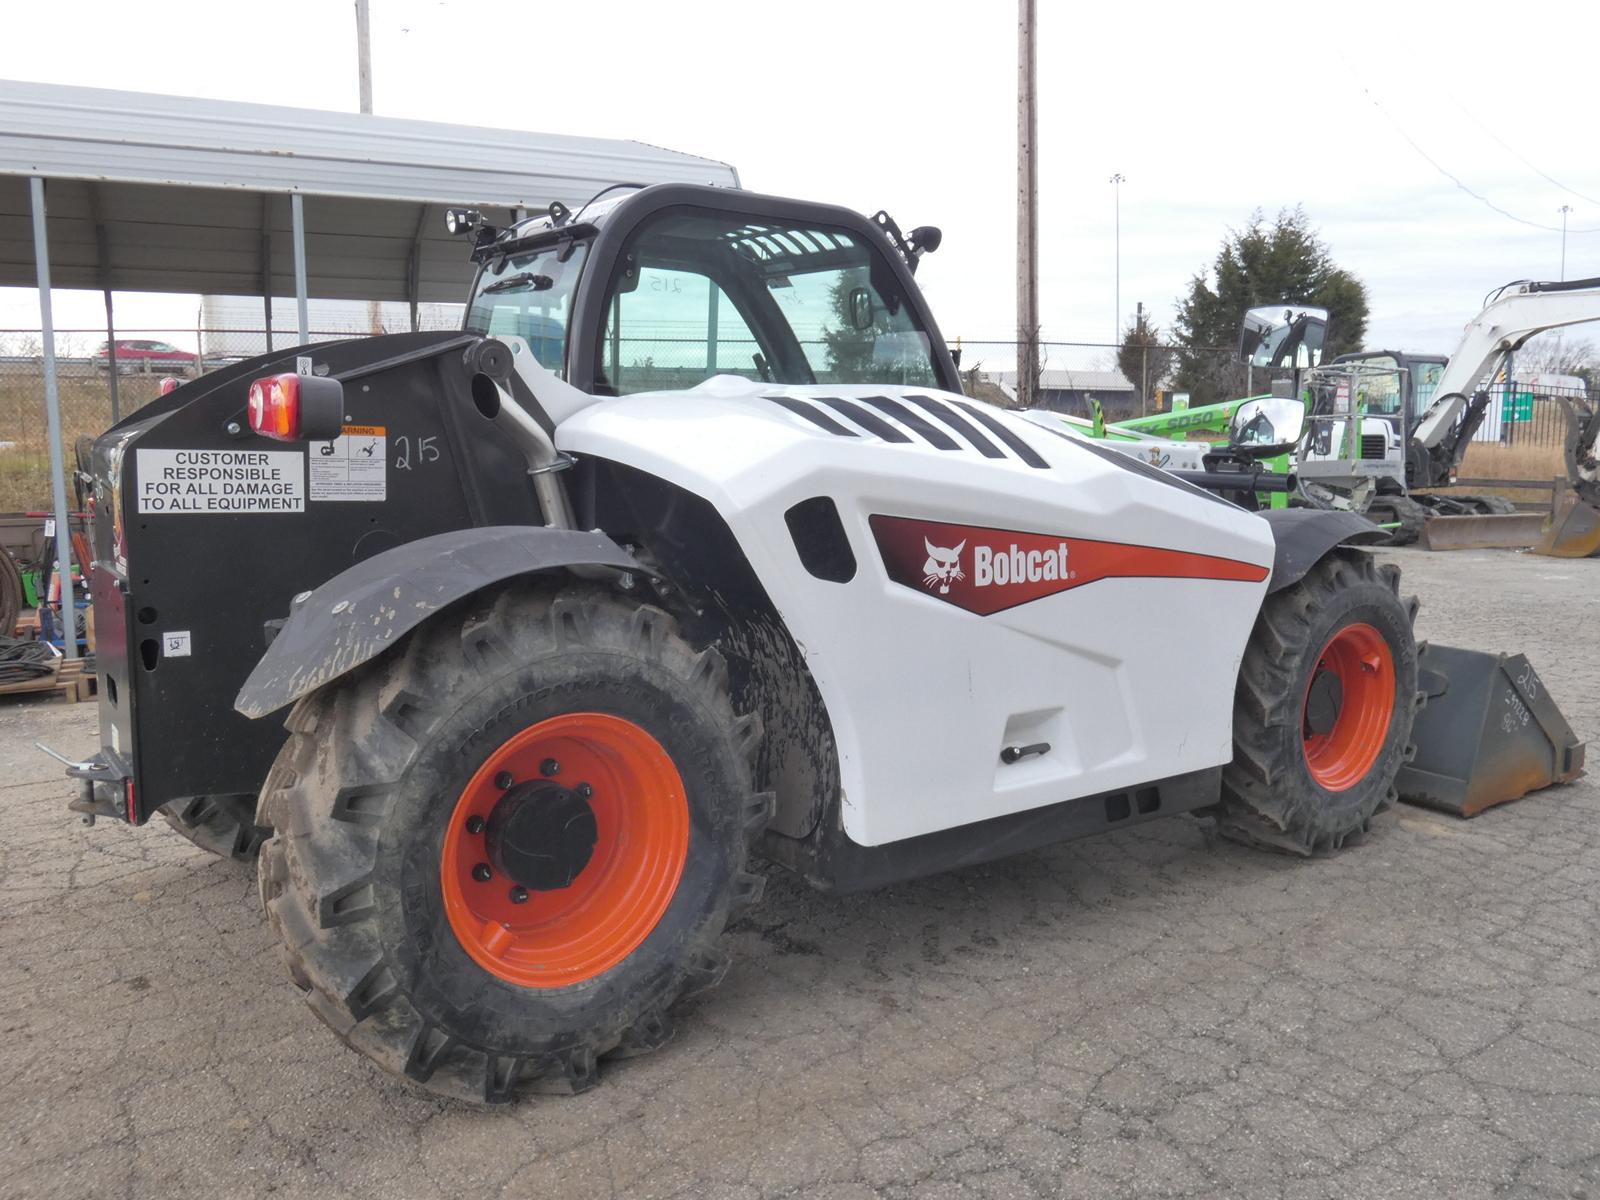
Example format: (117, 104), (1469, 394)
(973, 543), (1072, 587)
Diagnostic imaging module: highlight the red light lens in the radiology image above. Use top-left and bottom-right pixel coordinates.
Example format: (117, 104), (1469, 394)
(124, 778), (137, 823)
(246, 374), (302, 440)
(158, 376), (182, 396)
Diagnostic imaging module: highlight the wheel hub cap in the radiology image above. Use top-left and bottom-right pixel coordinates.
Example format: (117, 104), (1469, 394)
(1303, 668), (1344, 737)
(485, 781), (598, 892)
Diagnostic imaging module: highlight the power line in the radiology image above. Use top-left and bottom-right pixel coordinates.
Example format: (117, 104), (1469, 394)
(1354, 77), (1600, 235)
(1449, 97), (1600, 209)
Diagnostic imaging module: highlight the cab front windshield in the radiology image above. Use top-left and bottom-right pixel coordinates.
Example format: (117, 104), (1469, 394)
(465, 241), (589, 376)
(594, 208), (941, 394)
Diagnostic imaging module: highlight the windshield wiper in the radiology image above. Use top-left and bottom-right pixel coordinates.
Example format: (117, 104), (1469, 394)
(481, 272), (554, 295)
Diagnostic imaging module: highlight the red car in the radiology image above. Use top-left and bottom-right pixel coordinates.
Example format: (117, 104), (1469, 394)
(94, 339), (195, 375)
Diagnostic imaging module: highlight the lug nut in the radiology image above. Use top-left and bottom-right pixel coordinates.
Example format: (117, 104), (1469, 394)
(540, 758), (561, 777)
(472, 862), (492, 882)
(494, 771), (515, 790)
(509, 885), (529, 904)
(575, 782), (593, 799)
(465, 815), (485, 835)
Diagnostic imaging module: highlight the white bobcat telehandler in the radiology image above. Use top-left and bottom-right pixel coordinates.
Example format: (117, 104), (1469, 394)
(65, 184), (1583, 1103)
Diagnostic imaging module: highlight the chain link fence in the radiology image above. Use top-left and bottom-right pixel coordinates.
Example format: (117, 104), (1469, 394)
(0, 327), (1586, 512)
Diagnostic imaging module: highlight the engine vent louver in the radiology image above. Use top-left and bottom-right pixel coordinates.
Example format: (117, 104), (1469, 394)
(764, 393), (1050, 468)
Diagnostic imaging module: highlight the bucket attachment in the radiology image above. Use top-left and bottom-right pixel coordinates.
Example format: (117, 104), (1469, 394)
(1396, 643), (1585, 818)
(1532, 478), (1600, 558)
(1421, 511), (1547, 552)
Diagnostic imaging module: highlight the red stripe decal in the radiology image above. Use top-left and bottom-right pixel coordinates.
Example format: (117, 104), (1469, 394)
(870, 514), (1269, 616)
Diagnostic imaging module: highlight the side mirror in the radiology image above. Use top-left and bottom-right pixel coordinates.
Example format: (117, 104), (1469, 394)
(1229, 396), (1306, 458)
(848, 287), (875, 331)
(1238, 303), (1329, 370)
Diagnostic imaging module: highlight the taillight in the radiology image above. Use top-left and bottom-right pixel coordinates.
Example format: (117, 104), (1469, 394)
(124, 778), (137, 823)
(158, 376), (182, 396)
(247, 373), (303, 440)
(245, 372), (345, 441)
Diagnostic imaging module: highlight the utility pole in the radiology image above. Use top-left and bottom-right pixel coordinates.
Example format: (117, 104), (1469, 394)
(1559, 205), (1573, 281)
(355, 0), (373, 114)
(1110, 173), (1125, 345)
(1136, 301), (1149, 417)
(1016, 0), (1040, 410)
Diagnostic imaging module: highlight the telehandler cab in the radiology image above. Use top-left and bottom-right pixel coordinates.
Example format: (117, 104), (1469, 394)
(61, 184), (1582, 1102)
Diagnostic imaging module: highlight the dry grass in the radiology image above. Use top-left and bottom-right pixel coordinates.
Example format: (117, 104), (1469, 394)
(1458, 440), (1566, 483)
(0, 372), (166, 511)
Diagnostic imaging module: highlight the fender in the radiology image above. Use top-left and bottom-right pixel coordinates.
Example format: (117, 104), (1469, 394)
(235, 526), (645, 719)
(1260, 508), (1384, 593)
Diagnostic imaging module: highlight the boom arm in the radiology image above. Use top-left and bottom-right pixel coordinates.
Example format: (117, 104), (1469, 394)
(1412, 277), (1600, 452)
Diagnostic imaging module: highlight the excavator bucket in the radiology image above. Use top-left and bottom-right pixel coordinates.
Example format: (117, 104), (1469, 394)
(1396, 643), (1585, 818)
(1421, 512), (1547, 551)
(1532, 479), (1600, 558)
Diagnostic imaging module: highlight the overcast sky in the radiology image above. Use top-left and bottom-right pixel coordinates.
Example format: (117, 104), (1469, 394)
(4, 0), (1598, 365)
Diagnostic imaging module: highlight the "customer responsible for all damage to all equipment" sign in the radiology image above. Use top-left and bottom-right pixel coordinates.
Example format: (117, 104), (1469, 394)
(136, 448), (305, 513)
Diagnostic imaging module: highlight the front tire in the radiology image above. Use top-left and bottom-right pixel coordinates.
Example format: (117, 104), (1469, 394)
(1217, 551), (1418, 855)
(256, 580), (771, 1103)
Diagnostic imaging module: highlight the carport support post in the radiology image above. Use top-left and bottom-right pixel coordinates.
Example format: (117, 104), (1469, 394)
(29, 177), (79, 662)
(102, 286), (120, 424)
(291, 193), (309, 345)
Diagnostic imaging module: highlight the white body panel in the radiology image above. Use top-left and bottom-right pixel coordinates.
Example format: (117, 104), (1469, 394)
(557, 377), (1274, 846)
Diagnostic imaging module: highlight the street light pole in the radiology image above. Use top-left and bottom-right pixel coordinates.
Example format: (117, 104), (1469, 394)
(1109, 173), (1125, 345)
(1559, 205), (1572, 281)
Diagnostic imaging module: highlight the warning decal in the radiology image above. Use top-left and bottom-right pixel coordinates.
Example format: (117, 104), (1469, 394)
(309, 424), (387, 502)
(136, 448), (304, 514)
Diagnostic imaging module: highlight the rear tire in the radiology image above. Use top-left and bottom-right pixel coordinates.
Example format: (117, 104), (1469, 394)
(160, 794), (270, 862)
(1217, 551), (1418, 855)
(256, 579), (771, 1103)
(1364, 495), (1427, 546)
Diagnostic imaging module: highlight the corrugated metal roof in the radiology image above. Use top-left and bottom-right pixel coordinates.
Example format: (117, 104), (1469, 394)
(0, 80), (737, 204)
(0, 79), (739, 301)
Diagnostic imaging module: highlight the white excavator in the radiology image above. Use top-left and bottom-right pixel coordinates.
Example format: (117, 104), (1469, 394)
(1213, 280), (1600, 553)
(1404, 277), (1600, 554)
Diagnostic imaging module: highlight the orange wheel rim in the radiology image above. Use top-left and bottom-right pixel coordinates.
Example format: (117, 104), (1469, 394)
(440, 713), (688, 988)
(1301, 622), (1395, 792)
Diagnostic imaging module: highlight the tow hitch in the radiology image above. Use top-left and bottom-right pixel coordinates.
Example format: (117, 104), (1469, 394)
(38, 743), (132, 826)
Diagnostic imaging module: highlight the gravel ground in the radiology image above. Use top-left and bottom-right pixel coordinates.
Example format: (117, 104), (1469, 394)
(1, 545), (1596, 1200)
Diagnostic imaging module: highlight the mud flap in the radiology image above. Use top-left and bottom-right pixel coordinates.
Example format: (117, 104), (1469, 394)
(1532, 478), (1600, 559)
(1396, 643), (1586, 817)
(1421, 512), (1547, 551)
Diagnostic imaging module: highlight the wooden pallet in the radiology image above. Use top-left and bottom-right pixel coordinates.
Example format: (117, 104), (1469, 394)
(0, 656), (96, 703)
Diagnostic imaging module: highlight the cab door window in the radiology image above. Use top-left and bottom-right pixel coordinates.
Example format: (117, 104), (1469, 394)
(599, 266), (764, 394)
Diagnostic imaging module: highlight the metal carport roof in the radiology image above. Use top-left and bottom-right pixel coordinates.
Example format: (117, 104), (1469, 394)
(0, 79), (739, 305)
(0, 78), (739, 660)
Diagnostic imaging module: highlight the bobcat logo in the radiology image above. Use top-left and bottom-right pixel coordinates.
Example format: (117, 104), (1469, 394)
(922, 538), (966, 594)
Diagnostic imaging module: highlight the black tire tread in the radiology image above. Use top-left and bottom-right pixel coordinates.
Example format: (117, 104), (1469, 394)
(1217, 551), (1417, 855)
(256, 579), (772, 1103)
(160, 794), (271, 862)
(1365, 495), (1428, 546)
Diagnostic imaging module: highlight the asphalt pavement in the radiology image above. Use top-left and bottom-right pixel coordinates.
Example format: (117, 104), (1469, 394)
(2, 545), (1597, 1199)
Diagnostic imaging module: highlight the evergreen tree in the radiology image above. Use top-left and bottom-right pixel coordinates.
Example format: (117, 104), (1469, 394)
(1172, 208), (1368, 404)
